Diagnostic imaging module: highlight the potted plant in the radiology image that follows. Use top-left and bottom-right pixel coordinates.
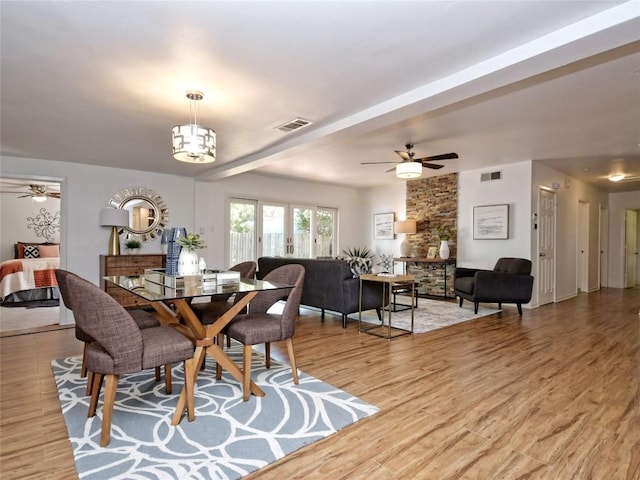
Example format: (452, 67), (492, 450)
(177, 233), (207, 275)
(339, 246), (373, 276)
(436, 226), (450, 260)
(124, 239), (141, 254)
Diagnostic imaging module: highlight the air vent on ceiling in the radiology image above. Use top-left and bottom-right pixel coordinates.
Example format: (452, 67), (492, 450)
(276, 117), (313, 132)
(480, 170), (502, 182)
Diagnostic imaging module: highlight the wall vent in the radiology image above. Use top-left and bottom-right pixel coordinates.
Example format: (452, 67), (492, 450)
(480, 170), (502, 182)
(276, 117), (313, 132)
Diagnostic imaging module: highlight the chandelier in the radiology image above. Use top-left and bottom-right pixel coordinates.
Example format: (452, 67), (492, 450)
(172, 90), (216, 163)
(396, 162), (422, 179)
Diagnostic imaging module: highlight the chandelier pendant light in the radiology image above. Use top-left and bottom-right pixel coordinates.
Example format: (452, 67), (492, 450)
(396, 161), (422, 179)
(172, 90), (216, 163)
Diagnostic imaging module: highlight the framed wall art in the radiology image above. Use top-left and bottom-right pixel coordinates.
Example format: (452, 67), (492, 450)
(473, 204), (509, 240)
(373, 212), (394, 240)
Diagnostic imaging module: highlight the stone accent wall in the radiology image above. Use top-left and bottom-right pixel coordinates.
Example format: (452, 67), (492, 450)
(404, 173), (457, 297)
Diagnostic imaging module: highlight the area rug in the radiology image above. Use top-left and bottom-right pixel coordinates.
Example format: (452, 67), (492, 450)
(52, 346), (378, 480)
(358, 297), (501, 333)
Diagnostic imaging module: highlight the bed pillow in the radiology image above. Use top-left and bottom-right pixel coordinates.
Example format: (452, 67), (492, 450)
(38, 244), (60, 258)
(23, 245), (40, 258)
(15, 241), (59, 258)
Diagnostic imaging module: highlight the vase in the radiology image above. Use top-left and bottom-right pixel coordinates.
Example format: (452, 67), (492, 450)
(439, 240), (450, 260)
(178, 249), (200, 275)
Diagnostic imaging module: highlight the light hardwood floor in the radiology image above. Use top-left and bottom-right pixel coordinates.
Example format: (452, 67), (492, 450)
(1, 288), (638, 479)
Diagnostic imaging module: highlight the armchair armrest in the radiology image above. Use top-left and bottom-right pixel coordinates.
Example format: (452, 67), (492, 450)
(473, 271), (534, 303)
(454, 267), (486, 280)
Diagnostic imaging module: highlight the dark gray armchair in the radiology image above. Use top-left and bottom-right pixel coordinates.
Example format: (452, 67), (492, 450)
(454, 258), (534, 315)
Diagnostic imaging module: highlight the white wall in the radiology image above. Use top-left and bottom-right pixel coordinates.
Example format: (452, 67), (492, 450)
(194, 173), (365, 269)
(0, 192), (61, 261)
(458, 162), (532, 270)
(1, 155), (195, 323)
(359, 182), (406, 272)
(608, 191), (640, 288)
(531, 162), (609, 302)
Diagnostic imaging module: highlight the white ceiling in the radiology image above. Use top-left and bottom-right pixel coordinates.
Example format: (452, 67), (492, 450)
(1, 1), (639, 193)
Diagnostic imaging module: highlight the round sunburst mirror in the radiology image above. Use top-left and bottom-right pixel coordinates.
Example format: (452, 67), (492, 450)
(107, 187), (169, 242)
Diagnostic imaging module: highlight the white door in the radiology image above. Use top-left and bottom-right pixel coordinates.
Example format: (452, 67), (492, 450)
(625, 210), (637, 287)
(577, 201), (589, 293)
(538, 188), (556, 305)
(599, 205), (608, 288)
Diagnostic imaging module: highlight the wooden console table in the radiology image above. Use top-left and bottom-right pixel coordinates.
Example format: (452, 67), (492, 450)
(99, 254), (166, 307)
(393, 257), (456, 299)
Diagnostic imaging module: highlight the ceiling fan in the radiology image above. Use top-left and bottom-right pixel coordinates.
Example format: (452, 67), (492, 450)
(0, 183), (61, 201)
(361, 143), (458, 177)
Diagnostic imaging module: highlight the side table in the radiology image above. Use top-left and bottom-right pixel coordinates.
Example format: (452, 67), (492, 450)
(359, 273), (415, 339)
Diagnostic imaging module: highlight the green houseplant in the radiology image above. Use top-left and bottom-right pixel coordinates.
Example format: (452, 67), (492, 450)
(177, 233), (207, 275)
(177, 233), (207, 251)
(436, 226), (451, 260)
(436, 225), (450, 241)
(339, 246), (373, 277)
(124, 239), (141, 254)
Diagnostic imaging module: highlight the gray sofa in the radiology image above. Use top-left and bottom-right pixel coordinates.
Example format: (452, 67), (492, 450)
(257, 257), (386, 328)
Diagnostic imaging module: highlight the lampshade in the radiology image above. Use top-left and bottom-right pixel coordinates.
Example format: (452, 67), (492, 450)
(99, 208), (129, 227)
(396, 162), (422, 179)
(394, 220), (417, 235)
(172, 90), (216, 164)
(99, 208), (129, 256)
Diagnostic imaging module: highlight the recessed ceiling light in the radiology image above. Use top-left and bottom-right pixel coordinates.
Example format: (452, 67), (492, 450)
(608, 174), (625, 182)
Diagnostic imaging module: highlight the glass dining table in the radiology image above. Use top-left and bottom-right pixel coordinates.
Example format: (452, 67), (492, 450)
(105, 271), (293, 425)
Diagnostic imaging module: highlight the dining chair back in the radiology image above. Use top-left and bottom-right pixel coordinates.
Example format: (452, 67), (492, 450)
(193, 261), (257, 325)
(55, 269), (162, 391)
(65, 273), (195, 446)
(222, 264), (305, 401)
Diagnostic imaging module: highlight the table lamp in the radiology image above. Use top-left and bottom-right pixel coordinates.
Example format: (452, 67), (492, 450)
(99, 208), (130, 255)
(394, 220), (417, 257)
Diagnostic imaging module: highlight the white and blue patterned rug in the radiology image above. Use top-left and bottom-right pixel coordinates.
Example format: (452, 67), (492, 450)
(52, 346), (378, 480)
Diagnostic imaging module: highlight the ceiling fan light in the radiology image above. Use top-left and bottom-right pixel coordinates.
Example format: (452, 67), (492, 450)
(32, 195), (47, 202)
(608, 173), (625, 182)
(396, 162), (422, 179)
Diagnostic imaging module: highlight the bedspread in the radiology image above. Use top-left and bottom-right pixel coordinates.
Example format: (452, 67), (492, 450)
(0, 258), (60, 302)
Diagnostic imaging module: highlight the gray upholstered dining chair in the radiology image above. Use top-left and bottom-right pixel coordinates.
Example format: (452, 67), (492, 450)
(65, 273), (195, 447)
(217, 264), (305, 401)
(55, 269), (162, 395)
(190, 261), (257, 325)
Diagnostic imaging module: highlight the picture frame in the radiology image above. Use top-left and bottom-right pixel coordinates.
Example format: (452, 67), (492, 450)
(426, 246), (438, 259)
(473, 204), (509, 240)
(373, 212), (395, 240)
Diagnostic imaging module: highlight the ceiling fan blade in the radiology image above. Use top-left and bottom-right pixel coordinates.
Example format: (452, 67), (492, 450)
(47, 193), (61, 198)
(385, 166), (398, 173)
(17, 194), (31, 198)
(422, 163), (445, 170)
(394, 150), (411, 161)
(361, 161), (400, 165)
(417, 152), (459, 162)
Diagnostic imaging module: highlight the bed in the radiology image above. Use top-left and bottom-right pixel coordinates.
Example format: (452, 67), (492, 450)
(0, 242), (60, 305)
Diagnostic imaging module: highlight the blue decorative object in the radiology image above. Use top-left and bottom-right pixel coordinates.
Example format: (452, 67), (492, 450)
(166, 227), (187, 275)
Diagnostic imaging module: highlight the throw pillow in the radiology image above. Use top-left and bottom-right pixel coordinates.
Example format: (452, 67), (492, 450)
(38, 244), (60, 258)
(23, 245), (40, 258)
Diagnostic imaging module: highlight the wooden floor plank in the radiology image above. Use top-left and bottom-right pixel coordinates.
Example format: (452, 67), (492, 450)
(0, 288), (638, 479)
